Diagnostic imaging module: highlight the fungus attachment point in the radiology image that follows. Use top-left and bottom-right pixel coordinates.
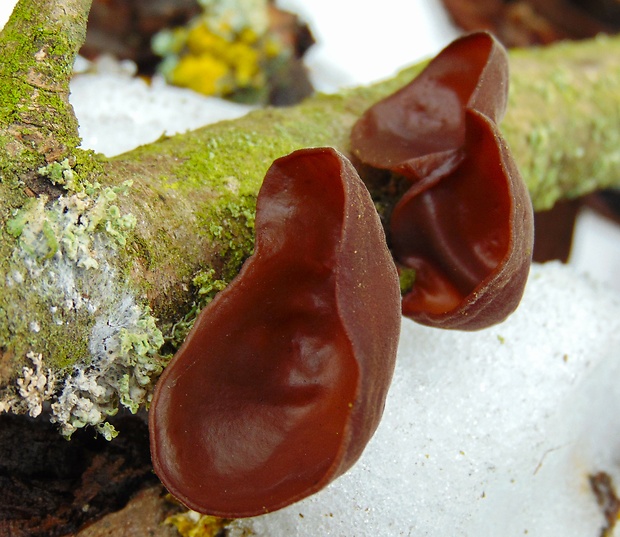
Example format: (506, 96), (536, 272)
(350, 31), (533, 330)
(149, 147), (401, 518)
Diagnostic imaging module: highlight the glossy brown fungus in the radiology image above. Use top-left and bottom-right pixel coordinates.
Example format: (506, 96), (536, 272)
(149, 147), (401, 518)
(350, 32), (533, 330)
(350, 32), (509, 179)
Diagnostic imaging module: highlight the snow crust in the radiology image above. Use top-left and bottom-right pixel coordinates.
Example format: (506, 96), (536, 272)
(69, 64), (254, 157)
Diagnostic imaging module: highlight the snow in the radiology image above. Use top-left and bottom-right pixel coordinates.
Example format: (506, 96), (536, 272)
(0, 0), (16, 29)
(69, 67), (255, 157)
(275, 0), (460, 91)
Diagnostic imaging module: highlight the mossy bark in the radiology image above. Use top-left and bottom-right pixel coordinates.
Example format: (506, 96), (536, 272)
(504, 36), (620, 210)
(1, 0), (620, 430)
(0, 0), (89, 171)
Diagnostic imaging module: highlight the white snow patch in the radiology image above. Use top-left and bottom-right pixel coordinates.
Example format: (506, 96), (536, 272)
(70, 67), (255, 157)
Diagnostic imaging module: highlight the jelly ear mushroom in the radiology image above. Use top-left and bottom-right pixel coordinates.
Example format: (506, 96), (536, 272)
(350, 31), (533, 330)
(149, 147), (401, 518)
(390, 109), (533, 329)
(350, 31), (509, 179)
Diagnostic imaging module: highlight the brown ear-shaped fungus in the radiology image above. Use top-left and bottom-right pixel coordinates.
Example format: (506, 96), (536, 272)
(149, 147), (401, 518)
(350, 31), (533, 330)
(391, 109), (533, 329)
(350, 32), (509, 180)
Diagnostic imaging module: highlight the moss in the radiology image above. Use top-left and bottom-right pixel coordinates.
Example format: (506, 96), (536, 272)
(0, 0), (79, 95)
(199, 196), (255, 272)
(0, 168), (110, 371)
(0, 260), (93, 373)
(0, 157), (169, 438)
(103, 66), (437, 325)
(2, 23), (620, 441)
(399, 268), (416, 296)
(132, 33), (620, 215)
(0, 0), (86, 169)
(49, 295), (167, 439)
(161, 195), (254, 349)
(503, 34), (620, 211)
(163, 265), (229, 350)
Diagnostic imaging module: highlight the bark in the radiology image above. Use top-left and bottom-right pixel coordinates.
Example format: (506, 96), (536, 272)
(0, 0), (89, 170)
(1, 0), (620, 435)
(101, 32), (620, 328)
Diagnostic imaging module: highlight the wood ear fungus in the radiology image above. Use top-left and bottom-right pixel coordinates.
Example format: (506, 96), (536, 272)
(149, 147), (401, 518)
(350, 32), (509, 178)
(350, 32), (533, 330)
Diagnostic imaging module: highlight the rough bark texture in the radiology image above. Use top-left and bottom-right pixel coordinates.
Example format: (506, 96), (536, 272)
(0, 0), (89, 170)
(1, 0), (620, 438)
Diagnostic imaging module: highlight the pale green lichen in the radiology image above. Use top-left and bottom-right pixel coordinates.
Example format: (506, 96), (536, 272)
(40, 159), (73, 180)
(6, 179), (136, 270)
(194, 268), (229, 301)
(51, 296), (166, 438)
(503, 33), (620, 211)
(1, 161), (166, 438)
(37, 157), (79, 189)
(164, 268), (228, 349)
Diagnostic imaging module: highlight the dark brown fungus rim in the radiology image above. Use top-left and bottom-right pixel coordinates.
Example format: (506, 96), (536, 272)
(350, 32), (534, 330)
(149, 147), (401, 518)
(350, 31), (509, 179)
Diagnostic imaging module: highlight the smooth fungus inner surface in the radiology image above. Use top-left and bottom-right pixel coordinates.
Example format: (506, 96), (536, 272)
(350, 32), (503, 173)
(349, 32), (532, 330)
(150, 149), (371, 517)
(391, 110), (511, 315)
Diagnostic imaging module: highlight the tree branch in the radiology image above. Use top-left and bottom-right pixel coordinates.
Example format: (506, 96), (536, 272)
(0, 0), (92, 169)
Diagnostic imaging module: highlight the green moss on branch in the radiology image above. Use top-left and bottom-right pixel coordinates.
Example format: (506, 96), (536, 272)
(503, 35), (620, 210)
(0, 0), (91, 172)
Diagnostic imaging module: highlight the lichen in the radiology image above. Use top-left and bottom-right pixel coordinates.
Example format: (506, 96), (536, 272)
(6, 179), (137, 271)
(164, 509), (233, 537)
(0, 351), (57, 417)
(503, 33), (620, 211)
(0, 159), (166, 438)
(51, 296), (166, 439)
(152, 0), (286, 103)
(164, 268), (230, 349)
